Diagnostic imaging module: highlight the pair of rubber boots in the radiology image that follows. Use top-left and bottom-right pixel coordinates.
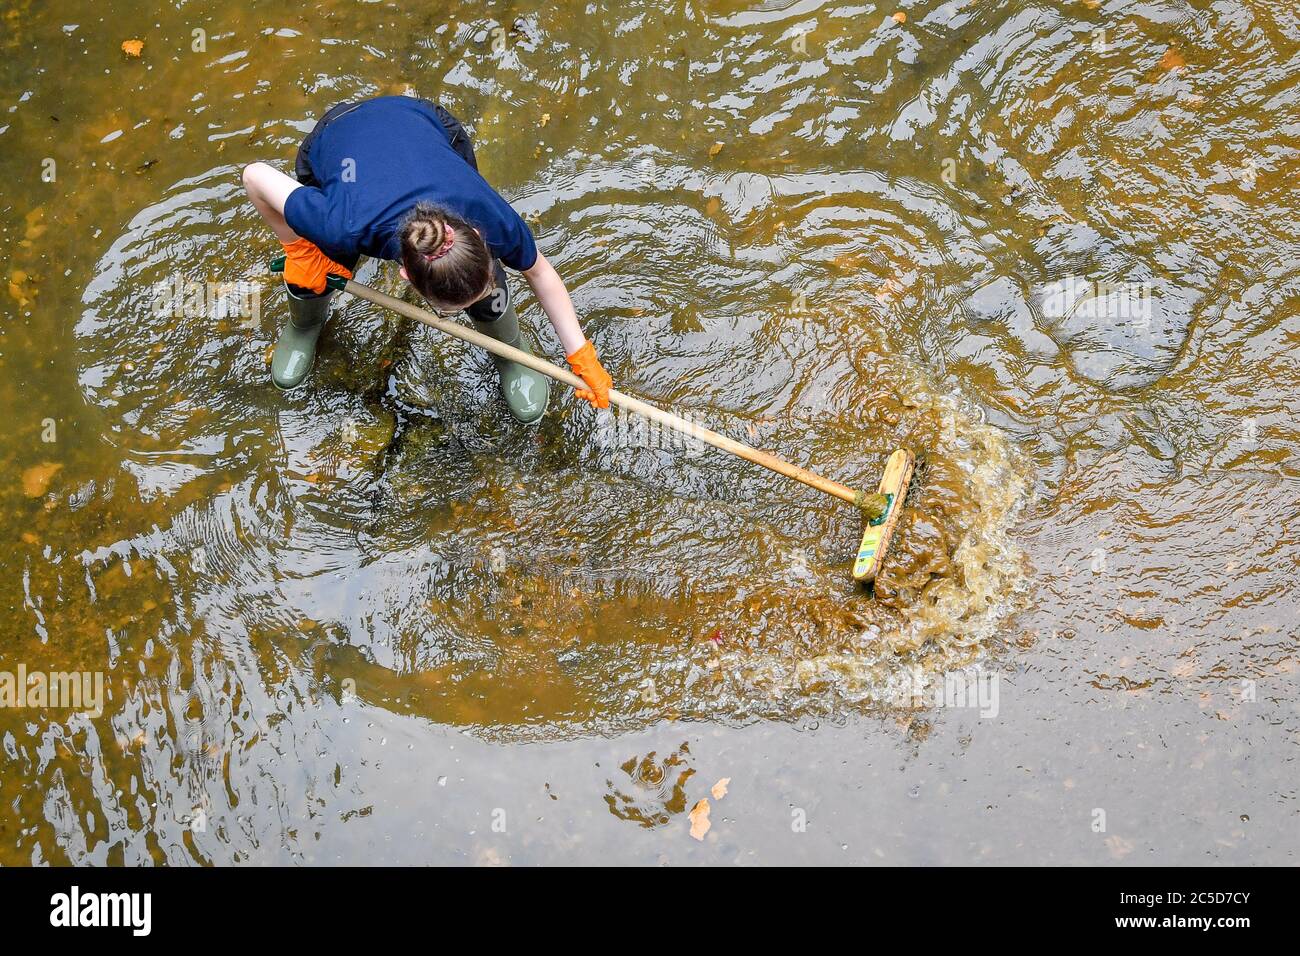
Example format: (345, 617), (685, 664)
(271, 280), (550, 423)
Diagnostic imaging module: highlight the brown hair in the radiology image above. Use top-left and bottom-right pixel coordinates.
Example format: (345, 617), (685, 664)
(399, 202), (494, 308)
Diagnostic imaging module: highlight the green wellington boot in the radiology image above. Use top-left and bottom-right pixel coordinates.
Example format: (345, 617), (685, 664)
(469, 288), (550, 424)
(271, 283), (334, 390)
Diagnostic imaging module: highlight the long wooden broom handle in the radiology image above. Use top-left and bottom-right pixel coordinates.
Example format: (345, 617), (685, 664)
(340, 278), (868, 508)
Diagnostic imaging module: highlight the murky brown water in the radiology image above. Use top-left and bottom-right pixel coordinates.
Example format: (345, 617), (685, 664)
(1, 0), (1296, 864)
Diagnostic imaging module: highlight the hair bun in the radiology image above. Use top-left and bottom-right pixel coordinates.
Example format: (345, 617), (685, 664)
(405, 217), (445, 255)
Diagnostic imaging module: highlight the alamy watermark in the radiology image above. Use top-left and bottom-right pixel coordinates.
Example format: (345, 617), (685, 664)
(150, 274), (261, 327)
(50, 886), (150, 936)
(0, 665), (104, 716)
(1038, 276), (1154, 331)
(594, 406), (709, 458)
(890, 666), (1000, 718)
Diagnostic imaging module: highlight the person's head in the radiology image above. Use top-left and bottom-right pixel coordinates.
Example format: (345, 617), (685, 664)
(398, 202), (494, 311)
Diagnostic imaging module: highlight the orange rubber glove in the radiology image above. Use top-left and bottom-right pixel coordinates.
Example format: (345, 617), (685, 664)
(566, 341), (612, 409)
(280, 237), (352, 294)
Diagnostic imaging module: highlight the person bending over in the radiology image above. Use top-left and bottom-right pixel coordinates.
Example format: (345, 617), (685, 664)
(242, 95), (611, 422)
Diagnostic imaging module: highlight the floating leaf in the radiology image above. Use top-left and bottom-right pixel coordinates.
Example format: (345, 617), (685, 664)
(8, 268), (34, 308)
(540, 112), (551, 127)
(711, 778), (730, 800)
(121, 39), (143, 57)
(688, 798), (711, 840)
(1105, 835), (1134, 859)
(708, 142), (724, 158)
(892, 12), (907, 24)
(24, 210), (45, 241)
(21, 461), (62, 498)
(875, 273), (905, 304)
(1159, 47), (1185, 71)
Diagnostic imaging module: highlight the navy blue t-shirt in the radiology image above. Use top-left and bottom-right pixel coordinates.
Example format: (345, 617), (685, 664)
(284, 96), (538, 271)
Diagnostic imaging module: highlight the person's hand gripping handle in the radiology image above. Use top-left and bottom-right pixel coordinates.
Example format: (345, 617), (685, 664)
(565, 341), (612, 409)
(279, 237), (353, 294)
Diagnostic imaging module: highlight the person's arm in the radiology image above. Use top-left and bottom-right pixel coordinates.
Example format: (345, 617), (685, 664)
(522, 252), (612, 408)
(242, 162), (352, 293)
(522, 252), (584, 353)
